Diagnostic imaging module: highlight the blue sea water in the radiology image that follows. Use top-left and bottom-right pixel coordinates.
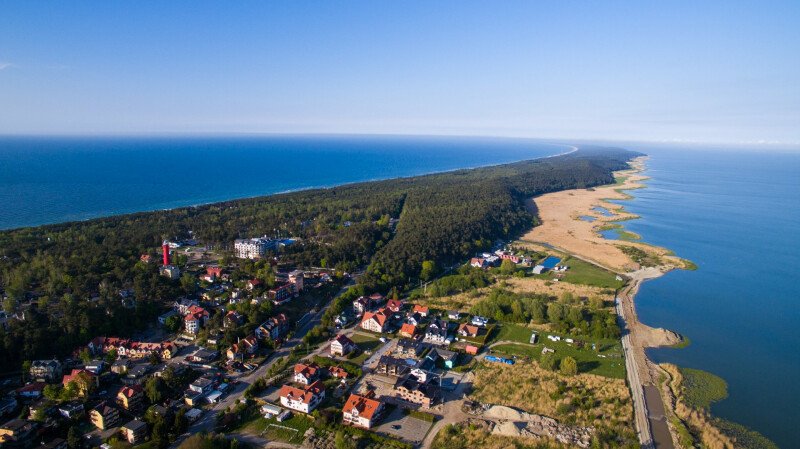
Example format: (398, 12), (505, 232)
(608, 145), (800, 448)
(0, 135), (568, 230)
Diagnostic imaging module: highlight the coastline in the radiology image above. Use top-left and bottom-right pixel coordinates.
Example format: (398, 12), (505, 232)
(524, 156), (780, 449)
(524, 156), (689, 448)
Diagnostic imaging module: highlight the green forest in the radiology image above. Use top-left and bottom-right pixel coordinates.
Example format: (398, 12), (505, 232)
(0, 147), (640, 368)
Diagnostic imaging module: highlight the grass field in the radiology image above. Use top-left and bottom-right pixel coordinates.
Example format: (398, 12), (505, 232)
(558, 256), (624, 289)
(489, 323), (625, 379)
(240, 414), (313, 444)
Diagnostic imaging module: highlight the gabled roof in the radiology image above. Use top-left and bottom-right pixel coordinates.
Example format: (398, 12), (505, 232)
(118, 385), (143, 398)
(333, 334), (355, 346)
(344, 393), (382, 419)
(400, 323), (417, 335)
(412, 304), (429, 314)
(279, 380), (324, 404)
(293, 363), (320, 379)
(362, 309), (388, 327)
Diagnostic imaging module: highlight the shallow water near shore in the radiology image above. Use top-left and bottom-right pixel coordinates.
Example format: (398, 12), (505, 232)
(611, 145), (800, 448)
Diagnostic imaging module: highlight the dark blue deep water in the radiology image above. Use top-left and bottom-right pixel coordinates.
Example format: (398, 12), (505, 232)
(609, 145), (800, 448)
(0, 135), (568, 230)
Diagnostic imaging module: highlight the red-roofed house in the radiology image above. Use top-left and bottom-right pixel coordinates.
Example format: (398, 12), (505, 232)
(227, 335), (259, 361)
(465, 344), (479, 355)
(457, 323), (480, 338)
(361, 308), (389, 333)
(62, 369), (98, 396)
(412, 304), (429, 317)
(293, 363), (321, 385)
(16, 382), (47, 399)
(279, 380), (325, 413)
(386, 299), (403, 313)
(116, 385), (144, 411)
(399, 323), (418, 338)
(247, 279), (263, 290)
(342, 392), (384, 429)
(328, 366), (349, 380)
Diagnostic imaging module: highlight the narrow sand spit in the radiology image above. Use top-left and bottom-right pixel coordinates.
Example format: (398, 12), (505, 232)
(521, 157), (689, 273)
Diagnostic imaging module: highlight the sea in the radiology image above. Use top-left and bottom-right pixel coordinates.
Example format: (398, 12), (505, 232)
(607, 145), (800, 448)
(0, 135), (569, 230)
(1, 136), (797, 446)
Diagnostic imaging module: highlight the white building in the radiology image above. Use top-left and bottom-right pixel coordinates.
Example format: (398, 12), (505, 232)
(234, 237), (276, 259)
(278, 381), (325, 414)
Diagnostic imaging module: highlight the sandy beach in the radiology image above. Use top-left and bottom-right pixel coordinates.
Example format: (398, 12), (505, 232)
(520, 157), (690, 274)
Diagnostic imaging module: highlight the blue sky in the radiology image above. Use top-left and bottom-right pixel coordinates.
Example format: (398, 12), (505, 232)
(1, 1), (798, 144)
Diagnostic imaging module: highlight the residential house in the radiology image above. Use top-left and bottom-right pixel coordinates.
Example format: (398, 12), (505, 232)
(429, 348), (458, 369)
(255, 314), (289, 342)
(395, 339), (424, 358)
(61, 369), (98, 396)
(184, 305), (209, 334)
(368, 293), (385, 304)
(447, 310), (461, 320)
(293, 363), (321, 385)
(189, 377), (214, 395)
(457, 323), (480, 338)
(278, 381), (325, 414)
(470, 316), (489, 327)
(174, 299), (199, 316)
(360, 308), (389, 333)
(226, 335), (259, 361)
(470, 257), (486, 268)
(375, 356), (410, 377)
(406, 313), (422, 327)
(465, 345), (479, 355)
(399, 323), (418, 339)
(412, 304), (429, 317)
(15, 383), (46, 399)
(57, 402), (84, 420)
(268, 282), (296, 305)
(352, 296), (372, 316)
(410, 357), (435, 383)
(84, 360), (105, 375)
(0, 419), (37, 448)
(424, 320), (452, 345)
(206, 266), (223, 279)
(246, 279), (263, 290)
(386, 299), (403, 313)
(111, 359), (131, 375)
(121, 420), (148, 445)
(89, 402), (120, 430)
(116, 385), (144, 412)
(187, 348), (218, 364)
(342, 392), (384, 429)
(330, 334), (356, 357)
(223, 311), (243, 329)
(328, 366), (349, 380)
(29, 359), (62, 382)
(393, 377), (437, 408)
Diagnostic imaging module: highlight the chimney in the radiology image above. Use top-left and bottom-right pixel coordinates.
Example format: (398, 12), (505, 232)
(162, 241), (170, 266)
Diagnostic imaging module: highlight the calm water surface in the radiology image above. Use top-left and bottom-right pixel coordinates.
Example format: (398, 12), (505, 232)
(611, 145), (800, 448)
(0, 135), (567, 230)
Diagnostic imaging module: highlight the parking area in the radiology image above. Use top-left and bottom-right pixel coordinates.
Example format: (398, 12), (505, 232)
(374, 406), (434, 444)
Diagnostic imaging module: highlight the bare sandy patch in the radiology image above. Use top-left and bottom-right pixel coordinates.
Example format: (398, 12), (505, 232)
(521, 157), (688, 273)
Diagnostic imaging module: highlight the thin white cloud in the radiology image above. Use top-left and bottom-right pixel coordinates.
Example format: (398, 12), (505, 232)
(0, 62), (15, 71)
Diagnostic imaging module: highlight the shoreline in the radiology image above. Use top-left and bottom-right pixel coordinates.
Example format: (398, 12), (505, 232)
(524, 156), (690, 448)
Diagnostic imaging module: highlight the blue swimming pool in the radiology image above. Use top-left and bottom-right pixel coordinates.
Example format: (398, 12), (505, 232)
(541, 256), (561, 268)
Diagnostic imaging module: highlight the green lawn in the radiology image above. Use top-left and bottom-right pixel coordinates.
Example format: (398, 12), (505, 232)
(350, 332), (382, 350)
(241, 414), (314, 444)
(492, 323), (537, 344)
(557, 257), (624, 289)
(489, 325), (626, 379)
